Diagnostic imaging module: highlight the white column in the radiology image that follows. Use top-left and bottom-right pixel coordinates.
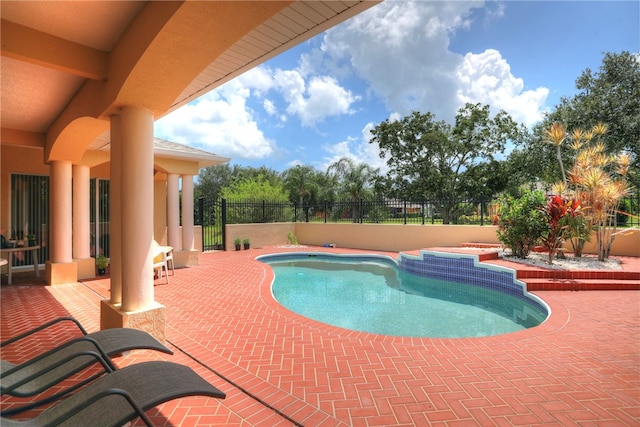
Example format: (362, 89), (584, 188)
(181, 175), (194, 251)
(72, 165), (91, 259)
(120, 106), (154, 312)
(167, 173), (180, 249)
(109, 114), (123, 304)
(50, 161), (73, 263)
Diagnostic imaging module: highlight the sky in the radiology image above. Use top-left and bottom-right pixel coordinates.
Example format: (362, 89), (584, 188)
(154, 0), (639, 174)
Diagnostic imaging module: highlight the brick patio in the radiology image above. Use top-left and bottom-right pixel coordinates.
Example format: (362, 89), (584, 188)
(2, 246), (639, 426)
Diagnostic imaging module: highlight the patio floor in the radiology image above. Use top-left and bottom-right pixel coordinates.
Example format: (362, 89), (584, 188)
(2, 246), (639, 426)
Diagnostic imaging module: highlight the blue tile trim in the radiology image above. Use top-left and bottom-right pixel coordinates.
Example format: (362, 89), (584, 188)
(397, 250), (549, 314)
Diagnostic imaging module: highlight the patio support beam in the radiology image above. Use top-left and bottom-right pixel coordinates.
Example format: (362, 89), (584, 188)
(46, 160), (77, 285)
(72, 165), (94, 279)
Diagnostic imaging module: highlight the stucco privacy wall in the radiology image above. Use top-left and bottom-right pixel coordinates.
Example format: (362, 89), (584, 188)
(226, 223), (296, 251)
(294, 223), (500, 252)
(228, 222), (639, 257)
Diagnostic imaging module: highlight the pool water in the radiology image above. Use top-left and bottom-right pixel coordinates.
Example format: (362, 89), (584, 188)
(264, 256), (548, 338)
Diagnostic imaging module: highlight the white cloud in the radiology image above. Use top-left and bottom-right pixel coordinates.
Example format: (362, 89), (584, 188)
(321, 0), (477, 120)
(270, 70), (359, 127)
(319, 121), (389, 173)
(456, 49), (549, 126)
(320, 0), (548, 125)
(154, 80), (276, 160)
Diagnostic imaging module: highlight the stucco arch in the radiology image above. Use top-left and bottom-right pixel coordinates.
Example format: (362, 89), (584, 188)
(46, 116), (108, 162)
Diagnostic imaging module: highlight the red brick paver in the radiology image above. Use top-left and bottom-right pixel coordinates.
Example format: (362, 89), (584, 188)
(2, 246), (639, 426)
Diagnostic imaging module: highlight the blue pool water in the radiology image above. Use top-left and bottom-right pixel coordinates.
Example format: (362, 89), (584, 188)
(260, 253), (549, 338)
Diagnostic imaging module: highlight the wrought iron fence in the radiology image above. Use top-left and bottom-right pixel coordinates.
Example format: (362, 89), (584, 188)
(221, 196), (497, 225)
(217, 193), (640, 227)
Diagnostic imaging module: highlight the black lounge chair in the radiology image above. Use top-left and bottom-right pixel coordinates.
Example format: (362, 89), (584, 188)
(1, 317), (173, 416)
(1, 361), (226, 426)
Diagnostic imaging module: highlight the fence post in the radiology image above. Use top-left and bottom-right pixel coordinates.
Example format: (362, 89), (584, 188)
(431, 199), (435, 224)
(403, 200), (407, 225)
(294, 202), (297, 223)
(262, 200), (266, 223)
(480, 194), (485, 226)
(198, 197), (204, 250)
(221, 198), (227, 251)
(421, 198), (425, 225)
(324, 200), (328, 223)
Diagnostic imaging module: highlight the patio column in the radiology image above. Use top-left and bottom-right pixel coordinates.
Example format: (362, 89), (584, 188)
(120, 106), (154, 311)
(109, 114), (123, 304)
(101, 106), (165, 343)
(181, 175), (194, 251)
(167, 173), (180, 249)
(72, 165), (94, 279)
(46, 160), (77, 284)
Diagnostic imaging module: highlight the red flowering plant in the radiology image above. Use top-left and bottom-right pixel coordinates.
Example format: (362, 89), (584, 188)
(539, 194), (581, 264)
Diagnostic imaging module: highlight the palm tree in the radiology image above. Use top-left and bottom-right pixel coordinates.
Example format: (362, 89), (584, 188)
(283, 165), (318, 221)
(327, 158), (379, 222)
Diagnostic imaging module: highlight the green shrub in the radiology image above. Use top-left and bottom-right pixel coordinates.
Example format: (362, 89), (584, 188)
(495, 191), (547, 258)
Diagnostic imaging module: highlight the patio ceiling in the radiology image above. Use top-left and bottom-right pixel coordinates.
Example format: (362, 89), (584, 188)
(1, 1), (377, 159)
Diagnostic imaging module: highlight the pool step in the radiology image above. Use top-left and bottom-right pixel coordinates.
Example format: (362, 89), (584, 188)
(460, 242), (501, 249)
(523, 278), (640, 291)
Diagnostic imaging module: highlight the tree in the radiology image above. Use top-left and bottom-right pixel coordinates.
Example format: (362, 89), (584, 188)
(370, 103), (521, 223)
(282, 165), (321, 221)
(233, 166), (283, 188)
(195, 164), (284, 201)
(524, 51), (640, 186)
(327, 158), (379, 222)
(221, 174), (291, 223)
(194, 164), (237, 201)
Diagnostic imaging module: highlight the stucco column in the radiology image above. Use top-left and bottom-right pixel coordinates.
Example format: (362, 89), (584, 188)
(109, 114), (123, 303)
(46, 160), (77, 284)
(167, 173), (180, 249)
(120, 106), (154, 312)
(50, 161), (73, 262)
(72, 164), (94, 280)
(72, 165), (90, 259)
(101, 107), (165, 342)
(181, 175), (194, 251)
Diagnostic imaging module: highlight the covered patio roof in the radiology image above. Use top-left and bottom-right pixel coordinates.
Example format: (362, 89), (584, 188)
(1, 1), (378, 160)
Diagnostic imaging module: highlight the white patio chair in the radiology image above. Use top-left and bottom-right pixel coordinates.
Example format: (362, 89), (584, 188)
(152, 241), (174, 284)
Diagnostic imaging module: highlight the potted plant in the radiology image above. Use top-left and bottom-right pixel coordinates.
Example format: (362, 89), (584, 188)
(234, 238), (241, 251)
(96, 255), (109, 275)
(243, 238), (250, 250)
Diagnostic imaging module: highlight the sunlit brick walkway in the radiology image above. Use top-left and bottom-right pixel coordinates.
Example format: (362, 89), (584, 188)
(2, 247), (639, 426)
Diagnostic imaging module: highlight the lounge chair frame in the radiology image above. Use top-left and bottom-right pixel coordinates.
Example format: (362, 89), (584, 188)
(1, 361), (226, 427)
(1, 317), (172, 416)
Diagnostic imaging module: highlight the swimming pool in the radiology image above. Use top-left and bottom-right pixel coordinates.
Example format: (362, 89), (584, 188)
(259, 251), (549, 338)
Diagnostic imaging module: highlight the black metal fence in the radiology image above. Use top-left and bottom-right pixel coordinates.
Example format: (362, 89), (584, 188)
(195, 192), (639, 250)
(290, 197), (496, 225)
(209, 194), (640, 226)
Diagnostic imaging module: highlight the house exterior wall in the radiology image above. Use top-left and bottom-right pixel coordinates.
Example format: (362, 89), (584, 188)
(0, 145), (49, 238)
